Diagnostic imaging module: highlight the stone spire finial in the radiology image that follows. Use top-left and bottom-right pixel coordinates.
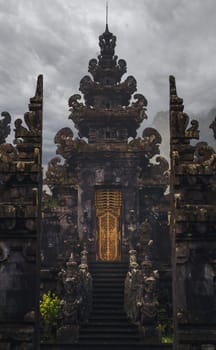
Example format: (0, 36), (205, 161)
(106, 1), (108, 29)
(98, 22), (116, 59)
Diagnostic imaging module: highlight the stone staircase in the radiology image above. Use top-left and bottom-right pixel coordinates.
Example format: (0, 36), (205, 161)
(78, 261), (172, 350)
(41, 261), (172, 349)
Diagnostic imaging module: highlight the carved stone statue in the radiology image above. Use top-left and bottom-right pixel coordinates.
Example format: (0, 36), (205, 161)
(59, 253), (81, 324)
(78, 249), (92, 322)
(137, 260), (159, 342)
(57, 251), (92, 343)
(124, 250), (159, 342)
(124, 250), (142, 322)
(136, 220), (153, 262)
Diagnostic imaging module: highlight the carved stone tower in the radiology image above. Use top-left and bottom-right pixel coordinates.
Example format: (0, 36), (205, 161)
(45, 23), (169, 267)
(68, 23), (147, 262)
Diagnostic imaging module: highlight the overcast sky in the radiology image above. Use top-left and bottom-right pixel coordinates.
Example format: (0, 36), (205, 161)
(0, 0), (216, 164)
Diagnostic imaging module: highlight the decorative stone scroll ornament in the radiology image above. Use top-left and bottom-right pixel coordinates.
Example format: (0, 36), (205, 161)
(129, 127), (162, 159)
(54, 127), (86, 160)
(54, 127), (74, 157)
(150, 156), (169, 176)
(210, 117), (216, 139)
(132, 93), (148, 109)
(0, 111), (11, 144)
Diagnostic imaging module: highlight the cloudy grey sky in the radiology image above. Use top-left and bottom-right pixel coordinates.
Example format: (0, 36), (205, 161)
(0, 0), (216, 164)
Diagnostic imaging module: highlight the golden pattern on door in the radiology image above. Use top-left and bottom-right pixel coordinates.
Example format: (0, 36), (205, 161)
(95, 190), (122, 261)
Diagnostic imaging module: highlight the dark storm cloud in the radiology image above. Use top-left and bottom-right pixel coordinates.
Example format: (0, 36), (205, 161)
(0, 0), (215, 166)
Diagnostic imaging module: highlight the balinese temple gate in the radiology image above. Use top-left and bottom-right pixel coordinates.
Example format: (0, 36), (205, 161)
(44, 23), (170, 264)
(43, 22), (171, 348)
(1, 16), (215, 350)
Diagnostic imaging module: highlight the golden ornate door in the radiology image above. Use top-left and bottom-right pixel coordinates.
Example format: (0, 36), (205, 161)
(95, 189), (122, 261)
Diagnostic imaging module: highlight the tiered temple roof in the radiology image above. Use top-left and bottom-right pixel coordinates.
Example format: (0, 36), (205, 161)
(69, 24), (147, 141)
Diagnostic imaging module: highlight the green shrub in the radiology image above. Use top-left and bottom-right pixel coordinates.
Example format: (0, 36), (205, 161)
(162, 335), (173, 343)
(40, 291), (61, 340)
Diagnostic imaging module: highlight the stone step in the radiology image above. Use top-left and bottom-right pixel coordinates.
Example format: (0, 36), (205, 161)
(41, 343), (172, 350)
(89, 314), (128, 321)
(92, 303), (124, 309)
(80, 327), (137, 334)
(92, 305), (124, 308)
(92, 275), (126, 280)
(81, 322), (134, 329)
(91, 309), (126, 316)
(79, 333), (140, 341)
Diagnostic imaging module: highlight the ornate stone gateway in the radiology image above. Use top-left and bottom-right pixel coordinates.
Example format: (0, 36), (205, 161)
(41, 21), (172, 347)
(95, 189), (122, 261)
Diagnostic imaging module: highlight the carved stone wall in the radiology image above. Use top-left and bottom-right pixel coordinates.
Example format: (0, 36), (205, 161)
(0, 75), (43, 349)
(169, 75), (216, 349)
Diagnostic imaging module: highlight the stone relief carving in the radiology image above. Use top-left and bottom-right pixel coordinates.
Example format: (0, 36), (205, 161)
(194, 142), (215, 164)
(0, 143), (17, 169)
(44, 157), (67, 190)
(185, 248), (215, 322)
(0, 242), (10, 262)
(95, 168), (104, 183)
(22, 242), (36, 262)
